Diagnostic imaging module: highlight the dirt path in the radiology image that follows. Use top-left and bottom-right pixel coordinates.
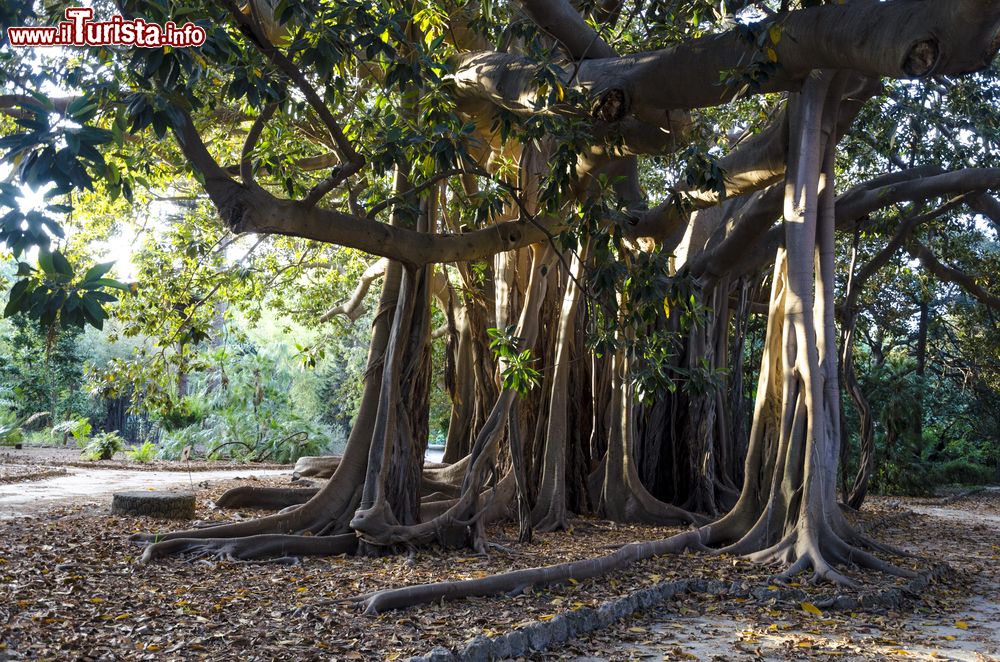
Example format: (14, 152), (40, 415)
(551, 492), (1000, 661)
(0, 467), (287, 519)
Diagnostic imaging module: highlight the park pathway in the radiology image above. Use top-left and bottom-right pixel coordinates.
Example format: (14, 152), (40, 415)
(0, 467), (286, 519)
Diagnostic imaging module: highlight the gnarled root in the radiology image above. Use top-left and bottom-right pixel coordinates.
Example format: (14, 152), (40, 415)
(139, 533), (358, 563)
(292, 455), (342, 480)
(129, 475), (364, 545)
(215, 486), (320, 510)
(737, 520), (916, 588)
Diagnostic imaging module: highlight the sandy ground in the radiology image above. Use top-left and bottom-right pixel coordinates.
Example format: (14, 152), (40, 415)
(0, 446), (438, 520)
(0, 467), (288, 519)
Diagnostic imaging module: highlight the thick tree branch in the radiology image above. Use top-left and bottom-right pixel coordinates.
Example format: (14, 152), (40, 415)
(907, 240), (1000, 310)
(714, 168), (1000, 281)
(837, 168), (1000, 226)
(168, 103), (560, 265)
(453, 0), (1000, 126)
(627, 76), (880, 240)
(518, 0), (617, 60)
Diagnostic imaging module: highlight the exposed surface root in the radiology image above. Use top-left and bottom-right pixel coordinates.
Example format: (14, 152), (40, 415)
(344, 530), (703, 614)
(215, 486), (319, 510)
(292, 455), (342, 480)
(139, 533), (358, 563)
(129, 508), (313, 543)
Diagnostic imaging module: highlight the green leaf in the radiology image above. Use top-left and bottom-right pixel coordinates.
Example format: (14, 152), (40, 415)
(81, 295), (107, 329)
(4, 279), (31, 317)
(52, 250), (74, 278)
(82, 261), (115, 283)
(37, 251), (55, 276)
(80, 278), (130, 292)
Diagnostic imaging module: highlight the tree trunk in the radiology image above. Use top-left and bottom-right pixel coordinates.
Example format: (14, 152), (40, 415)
(531, 244), (587, 531)
(697, 74), (914, 584)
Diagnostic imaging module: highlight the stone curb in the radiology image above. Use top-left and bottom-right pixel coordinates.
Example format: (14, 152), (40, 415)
(407, 563), (953, 662)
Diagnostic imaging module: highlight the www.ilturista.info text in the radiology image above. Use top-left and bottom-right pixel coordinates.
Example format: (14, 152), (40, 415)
(6, 7), (206, 48)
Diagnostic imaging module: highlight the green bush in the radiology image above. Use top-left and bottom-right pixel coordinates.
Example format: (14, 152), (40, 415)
(0, 408), (22, 445)
(126, 441), (158, 463)
(157, 424), (212, 460)
(874, 457), (940, 497)
(81, 431), (124, 461)
(53, 418), (92, 447)
(938, 459), (995, 486)
(155, 395), (209, 432)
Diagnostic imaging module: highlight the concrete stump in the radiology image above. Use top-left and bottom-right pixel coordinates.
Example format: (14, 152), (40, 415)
(112, 491), (196, 519)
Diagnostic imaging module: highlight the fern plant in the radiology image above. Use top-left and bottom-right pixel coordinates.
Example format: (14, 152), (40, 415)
(81, 431), (124, 461)
(126, 441), (157, 463)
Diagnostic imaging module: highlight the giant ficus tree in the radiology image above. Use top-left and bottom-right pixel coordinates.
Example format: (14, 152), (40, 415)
(3, 0), (1000, 612)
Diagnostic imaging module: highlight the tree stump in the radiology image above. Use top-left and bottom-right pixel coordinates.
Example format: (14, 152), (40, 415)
(112, 491), (196, 519)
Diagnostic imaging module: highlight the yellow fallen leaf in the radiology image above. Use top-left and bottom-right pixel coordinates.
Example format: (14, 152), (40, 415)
(629, 626), (647, 633)
(801, 601), (823, 616)
(538, 614), (555, 622)
(955, 621), (969, 630)
(943, 635), (957, 641)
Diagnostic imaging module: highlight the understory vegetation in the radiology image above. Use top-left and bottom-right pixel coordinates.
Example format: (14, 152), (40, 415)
(0, 308), (371, 463)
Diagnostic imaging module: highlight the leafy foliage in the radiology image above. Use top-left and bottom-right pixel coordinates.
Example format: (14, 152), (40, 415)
(147, 343), (336, 464)
(488, 326), (542, 395)
(126, 440), (158, 463)
(53, 417), (92, 447)
(81, 430), (124, 461)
